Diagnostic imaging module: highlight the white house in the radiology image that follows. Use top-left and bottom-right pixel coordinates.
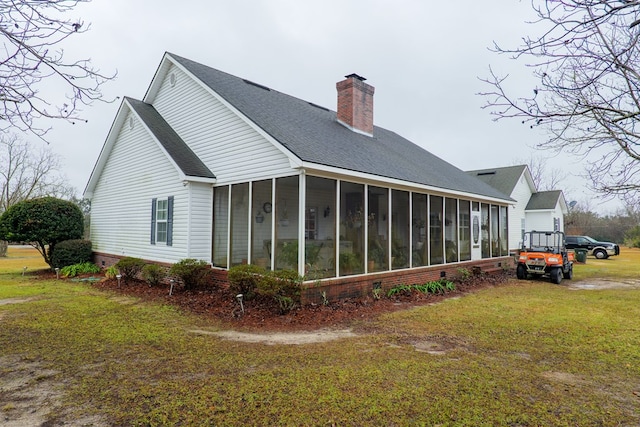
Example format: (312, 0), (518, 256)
(467, 165), (568, 251)
(85, 52), (514, 301)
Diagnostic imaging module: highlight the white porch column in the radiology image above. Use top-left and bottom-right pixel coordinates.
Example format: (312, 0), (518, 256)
(298, 172), (306, 277)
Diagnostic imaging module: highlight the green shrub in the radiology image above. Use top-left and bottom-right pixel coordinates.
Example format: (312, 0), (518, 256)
(142, 264), (166, 287)
(60, 262), (101, 278)
(456, 267), (472, 282)
(387, 284), (413, 297)
(0, 197), (84, 267)
(387, 280), (456, 298)
(169, 259), (210, 290)
(115, 257), (145, 282)
(227, 266), (302, 312)
(50, 239), (92, 269)
(227, 264), (266, 300)
(105, 265), (118, 279)
(256, 269), (303, 314)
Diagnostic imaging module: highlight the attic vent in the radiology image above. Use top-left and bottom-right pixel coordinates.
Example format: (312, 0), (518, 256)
(477, 171), (496, 176)
(169, 72), (177, 87)
(308, 102), (329, 112)
(243, 79), (271, 91)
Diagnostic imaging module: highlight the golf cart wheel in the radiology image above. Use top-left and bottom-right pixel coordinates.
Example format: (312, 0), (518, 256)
(551, 268), (562, 285)
(563, 264), (573, 280)
(594, 249), (608, 259)
(516, 264), (528, 280)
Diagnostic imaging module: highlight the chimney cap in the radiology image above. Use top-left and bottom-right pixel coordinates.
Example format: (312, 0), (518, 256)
(344, 73), (366, 81)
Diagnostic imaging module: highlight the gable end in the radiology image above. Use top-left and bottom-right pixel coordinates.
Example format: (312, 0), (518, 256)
(125, 97), (216, 181)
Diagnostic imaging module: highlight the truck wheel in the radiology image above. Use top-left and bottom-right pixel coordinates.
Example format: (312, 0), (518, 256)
(594, 249), (608, 259)
(563, 264), (573, 280)
(516, 264), (527, 280)
(551, 268), (562, 285)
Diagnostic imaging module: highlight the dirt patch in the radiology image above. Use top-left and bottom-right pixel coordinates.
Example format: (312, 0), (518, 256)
(0, 297), (36, 306)
(0, 356), (108, 427)
(540, 371), (589, 386)
(568, 278), (640, 290)
(191, 328), (357, 345)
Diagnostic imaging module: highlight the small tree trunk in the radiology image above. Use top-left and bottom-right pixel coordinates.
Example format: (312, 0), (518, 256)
(0, 240), (8, 257)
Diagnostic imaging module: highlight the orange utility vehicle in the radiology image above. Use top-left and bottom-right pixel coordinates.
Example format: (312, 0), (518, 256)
(516, 230), (574, 284)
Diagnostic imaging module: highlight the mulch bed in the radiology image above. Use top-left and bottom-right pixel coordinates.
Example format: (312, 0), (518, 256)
(79, 271), (514, 331)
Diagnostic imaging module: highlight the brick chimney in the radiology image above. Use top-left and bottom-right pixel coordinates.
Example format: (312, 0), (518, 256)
(336, 73), (375, 136)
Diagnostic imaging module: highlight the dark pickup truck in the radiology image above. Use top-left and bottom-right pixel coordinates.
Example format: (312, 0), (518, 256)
(565, 235), (620, 259)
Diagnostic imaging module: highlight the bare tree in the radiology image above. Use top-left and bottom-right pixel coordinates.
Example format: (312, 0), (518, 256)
(513, 155), (569, 192)
(480, 1), (640, 204)
(0, 134), (74, 214)
(0, 134), (75, 256)
(0, 0), (115, 138)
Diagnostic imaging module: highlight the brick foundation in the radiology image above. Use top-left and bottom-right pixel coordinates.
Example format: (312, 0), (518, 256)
(92, 252), (125, 269)
(300, 257), (513, 305)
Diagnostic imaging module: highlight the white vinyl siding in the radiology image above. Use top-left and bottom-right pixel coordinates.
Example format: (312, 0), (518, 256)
(525, 211), (554, 234)
(152, 64), (293, 185)
(90, 110), (191, 264)
(186, 182), (213, 260)
(525, 205), (564, 235)
(508, 173), (535, 250)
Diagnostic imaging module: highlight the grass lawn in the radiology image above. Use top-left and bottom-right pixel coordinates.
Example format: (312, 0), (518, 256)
(1, 246), (639, 425)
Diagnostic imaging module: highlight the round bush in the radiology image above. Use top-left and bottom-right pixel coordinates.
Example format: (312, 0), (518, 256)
(227, 264), (266, 300)
(0, 197), (84, 267)
(142, 264), (166, 287)
(169, 259), (211, 290)
(50, 239), (92, 269)
(115, 257), (145, 282)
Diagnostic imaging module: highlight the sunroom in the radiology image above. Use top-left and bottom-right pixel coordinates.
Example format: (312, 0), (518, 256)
(212, 173), (510, 280)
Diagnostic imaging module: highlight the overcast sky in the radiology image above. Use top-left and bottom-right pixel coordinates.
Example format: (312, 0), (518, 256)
(32, 0), (620, 212)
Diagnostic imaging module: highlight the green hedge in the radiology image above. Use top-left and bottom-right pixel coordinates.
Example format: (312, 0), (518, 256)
(142, 264), (166, 287)
(115, 257), (145, 282)
(50, 239), (92, 269)
(227, 265), (303, 313)
(169, 259), (211, 290)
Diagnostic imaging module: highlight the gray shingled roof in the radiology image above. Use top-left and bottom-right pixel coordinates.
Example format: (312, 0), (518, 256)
(168, 53), (511, 201)
(126, 97), (215, 179)
(526, 190), (562, 210)
(466, 165), (527, 197)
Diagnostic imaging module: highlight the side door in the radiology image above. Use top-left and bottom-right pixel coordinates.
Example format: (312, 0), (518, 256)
(471, 210), (482, 260)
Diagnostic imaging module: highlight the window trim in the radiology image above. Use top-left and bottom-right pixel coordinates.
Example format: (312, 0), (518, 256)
(151, 196), (173, 246)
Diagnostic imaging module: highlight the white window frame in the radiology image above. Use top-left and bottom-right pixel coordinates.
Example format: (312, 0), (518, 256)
(156, 198), (169, 244)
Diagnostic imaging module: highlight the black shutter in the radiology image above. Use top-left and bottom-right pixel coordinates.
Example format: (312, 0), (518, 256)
(151, 198), (157, 245)
(167, 196), (174, 246)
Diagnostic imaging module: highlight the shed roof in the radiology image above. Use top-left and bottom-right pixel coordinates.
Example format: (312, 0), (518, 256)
(526, 190), (563, 210)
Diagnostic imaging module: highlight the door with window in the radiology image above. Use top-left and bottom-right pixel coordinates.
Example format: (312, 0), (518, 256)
(471, 202), (482, 260)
